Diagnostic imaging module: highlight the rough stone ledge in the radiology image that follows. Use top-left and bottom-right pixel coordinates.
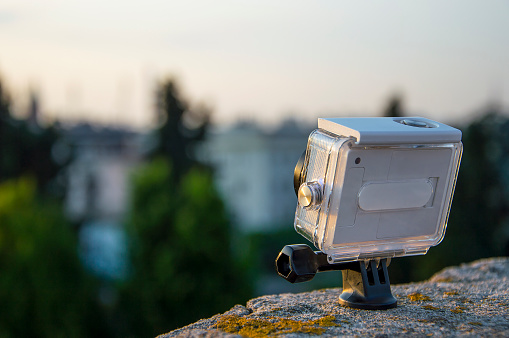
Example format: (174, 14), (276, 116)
(160, 257), (509, 337)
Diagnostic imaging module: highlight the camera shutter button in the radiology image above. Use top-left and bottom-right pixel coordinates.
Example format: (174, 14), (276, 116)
(298, 182), (323, 207)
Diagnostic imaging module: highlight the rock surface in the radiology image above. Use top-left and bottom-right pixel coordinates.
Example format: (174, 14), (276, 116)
(160, 257), (509, 337)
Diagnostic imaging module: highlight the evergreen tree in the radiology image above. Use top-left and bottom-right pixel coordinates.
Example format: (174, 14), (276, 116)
(119, 160), (249, 335)
(0, 79), (63, 195)
(382, 94), (404, 118)
(390, 109), (509, 282)
(0, 178), (108, 337)
(0, 78), (108, 337)
(118, 79), (250, 336)
(153, 79), (209, 180)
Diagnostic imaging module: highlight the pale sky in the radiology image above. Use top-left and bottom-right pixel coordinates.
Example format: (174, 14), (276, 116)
(0, 1), (508, 129)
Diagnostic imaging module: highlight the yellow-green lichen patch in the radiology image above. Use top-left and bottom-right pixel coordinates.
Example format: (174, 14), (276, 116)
(214, 315), (340, 338)
(408, 292), (431, 302)
(422, 305), (439, 310)
(450, 306), (466, 314)
(417, 319), (429, 323)
(468, 322), (483, 326)
(443, 291), (459, 296)
(434, 277), (454, 283)
(459, 297), (473, 304)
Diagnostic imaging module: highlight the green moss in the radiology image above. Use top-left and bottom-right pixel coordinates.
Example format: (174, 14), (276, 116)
(214, 315), (340, 337)
(422, 305), (439, 310)
(408, 292), (431, 302)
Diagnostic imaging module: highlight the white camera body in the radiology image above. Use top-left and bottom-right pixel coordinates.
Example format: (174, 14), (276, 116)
(295, 117), (462, 264)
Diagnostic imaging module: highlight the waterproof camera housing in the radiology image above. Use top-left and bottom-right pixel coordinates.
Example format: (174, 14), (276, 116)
(294, 117), (462, 264)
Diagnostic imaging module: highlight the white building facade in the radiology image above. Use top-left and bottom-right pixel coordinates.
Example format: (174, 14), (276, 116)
(63, 124), (143, 280)
(200, 120), (312, 232)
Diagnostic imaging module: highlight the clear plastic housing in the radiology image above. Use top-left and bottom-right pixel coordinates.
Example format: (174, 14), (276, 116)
(294, 129), (463, 263)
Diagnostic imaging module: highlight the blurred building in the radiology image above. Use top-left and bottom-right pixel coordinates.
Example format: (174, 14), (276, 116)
(63, 124), (144, 279)
(199, 119), (312, 232)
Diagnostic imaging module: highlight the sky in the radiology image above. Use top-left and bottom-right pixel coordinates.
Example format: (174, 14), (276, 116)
(0, 1), (508, 129)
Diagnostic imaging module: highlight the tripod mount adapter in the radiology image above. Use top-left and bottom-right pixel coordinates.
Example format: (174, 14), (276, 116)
(275, 244), (397, 310)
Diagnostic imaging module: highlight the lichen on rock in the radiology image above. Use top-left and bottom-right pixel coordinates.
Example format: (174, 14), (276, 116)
(408, 292), (431, 302)
(160, 257), (509, 338)
(213, 314), (340, 337)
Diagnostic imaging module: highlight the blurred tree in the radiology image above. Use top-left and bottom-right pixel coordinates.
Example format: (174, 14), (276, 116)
(390, 109), (509, 283)
(0, 80), (8, 119)
(0, 178), (108, 337)
(153, 79), (210, 181)
(382, 94), (405, 118)
(117, 79), (250, 336)
(0, 79), (63, 196)
(431, 110), (509, 260)
(119, 160), (250, 336)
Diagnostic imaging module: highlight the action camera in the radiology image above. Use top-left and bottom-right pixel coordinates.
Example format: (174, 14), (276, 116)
(277, 117), (462, 309)
(294, 117), (462, 264)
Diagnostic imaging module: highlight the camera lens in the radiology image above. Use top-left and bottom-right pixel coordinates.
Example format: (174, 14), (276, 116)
(294, 151), (306, 196)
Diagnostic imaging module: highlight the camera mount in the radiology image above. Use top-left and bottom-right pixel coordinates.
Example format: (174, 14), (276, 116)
(275, 244), (397, 310)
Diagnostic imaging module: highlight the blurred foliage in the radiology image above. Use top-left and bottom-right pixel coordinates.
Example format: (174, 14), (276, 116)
(382, 94), (404, 118)
(153, 79), (210, 181)
(118, 159), (250, 336)
(116, 79), (251, 336)
(242, 228), (303, 281)
(243, 228), (340, 294)
(0, 178), (108, 337)
(0, 78), (108, 337)
(390, 108), (509, 283)
(0, 81), (63, 196)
